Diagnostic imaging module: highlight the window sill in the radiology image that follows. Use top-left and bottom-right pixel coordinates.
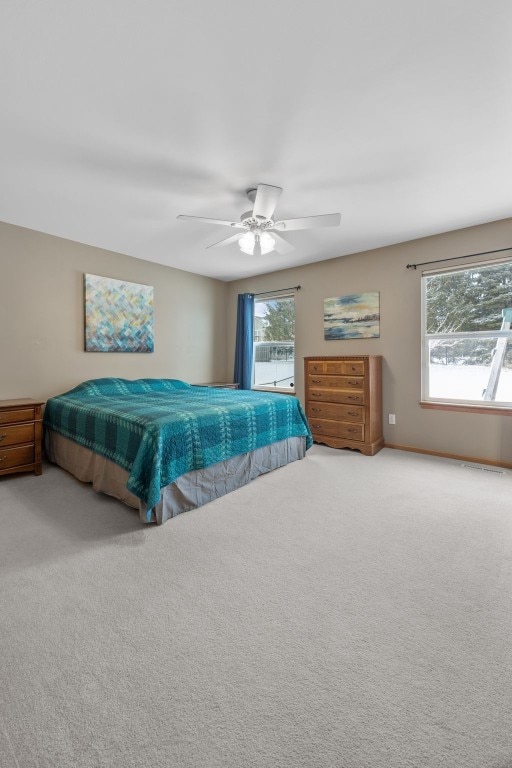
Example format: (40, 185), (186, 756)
(420, 401), (512, 415)
(252, 386), (296, 395)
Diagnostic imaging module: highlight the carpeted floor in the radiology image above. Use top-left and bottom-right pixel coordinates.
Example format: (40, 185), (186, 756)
(1, 445), (512, 768)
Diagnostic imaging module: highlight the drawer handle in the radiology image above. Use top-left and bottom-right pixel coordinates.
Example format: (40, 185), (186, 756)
(348, 411), (359, 417)
(0, 455), (6, 462)
(348, 396), (360, 401)
(0, 434), (5, 442)
(311, 393), (321, 397)
(311, 378), (322, 383)
(347, 428), (359, 433)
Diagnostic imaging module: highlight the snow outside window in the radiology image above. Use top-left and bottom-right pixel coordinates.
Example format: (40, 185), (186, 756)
(421, 260), (512, 407)
(253, 295), (295, 391)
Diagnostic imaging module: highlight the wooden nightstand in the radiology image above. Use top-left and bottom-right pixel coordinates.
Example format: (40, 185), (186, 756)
(0, 399), (44, 477)
(193, 382), (240, 389)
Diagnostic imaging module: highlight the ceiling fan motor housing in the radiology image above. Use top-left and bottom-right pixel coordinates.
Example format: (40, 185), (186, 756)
(239, 212), (275, 230)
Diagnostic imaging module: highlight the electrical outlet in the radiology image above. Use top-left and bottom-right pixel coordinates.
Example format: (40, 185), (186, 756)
(388, 413), (396, 424)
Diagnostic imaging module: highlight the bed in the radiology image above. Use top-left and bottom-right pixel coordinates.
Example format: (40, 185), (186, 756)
(43, 378), (312, 524)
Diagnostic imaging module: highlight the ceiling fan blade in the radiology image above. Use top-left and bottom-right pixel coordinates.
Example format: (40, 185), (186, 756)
(206, 232), (244, 249)
(252, 184), (283, 221)
(274, 213), (341, 231)
(270, 232), (295, 255)
(177, 215), (242, 228)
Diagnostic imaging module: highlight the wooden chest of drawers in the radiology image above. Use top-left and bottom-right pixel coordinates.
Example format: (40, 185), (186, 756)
(304, 356), (383, 455)
(0, 399), (44, 477)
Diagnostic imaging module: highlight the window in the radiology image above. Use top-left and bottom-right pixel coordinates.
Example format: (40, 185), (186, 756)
(253, 295), (295, 390)
(422, 260), (512, 407)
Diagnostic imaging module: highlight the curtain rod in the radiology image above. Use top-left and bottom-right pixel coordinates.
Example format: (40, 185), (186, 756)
(406, 246), (512, 270)
(253, 285), (301, 297)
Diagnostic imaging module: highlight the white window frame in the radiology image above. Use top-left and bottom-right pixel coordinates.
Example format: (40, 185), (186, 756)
(421, 260), (512, 409)
(252, 292), (296, 394)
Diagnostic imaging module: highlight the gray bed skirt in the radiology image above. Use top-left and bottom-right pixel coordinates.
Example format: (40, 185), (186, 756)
(44, 431), (306, 524)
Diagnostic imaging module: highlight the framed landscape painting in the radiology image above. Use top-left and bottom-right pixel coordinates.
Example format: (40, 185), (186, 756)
(84, 274), (154, 352)
(324, 292), (380, 340)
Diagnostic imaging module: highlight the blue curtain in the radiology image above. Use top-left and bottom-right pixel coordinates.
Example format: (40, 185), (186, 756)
(233, 293), (254, 390)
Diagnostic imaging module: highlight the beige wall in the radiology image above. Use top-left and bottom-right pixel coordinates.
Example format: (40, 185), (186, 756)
(3, 216), (512, 465)
(0, 222), (228, 401)
(226, 217), (512, 465)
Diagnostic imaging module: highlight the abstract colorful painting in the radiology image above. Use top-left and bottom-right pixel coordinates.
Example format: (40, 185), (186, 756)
(324, 292), (380, 340)
(84, 274), (154, 352)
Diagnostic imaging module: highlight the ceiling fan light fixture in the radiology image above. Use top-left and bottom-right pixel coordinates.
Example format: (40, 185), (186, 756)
(259, 232), (275, 255)
(239, 231), (275, 256)
(239, 231), (255, 255)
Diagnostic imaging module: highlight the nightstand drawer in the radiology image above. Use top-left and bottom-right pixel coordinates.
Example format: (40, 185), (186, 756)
(309, 418), (364, 441)
(0, 407), (35, 425)
(0, 444), (35, 471)
(0, 398), (44, 476)
(0, 423), (35, 447)
(193, 382), (240, 389)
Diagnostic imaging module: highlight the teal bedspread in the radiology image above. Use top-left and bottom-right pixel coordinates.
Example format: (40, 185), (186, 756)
(43, 378), (312, 510)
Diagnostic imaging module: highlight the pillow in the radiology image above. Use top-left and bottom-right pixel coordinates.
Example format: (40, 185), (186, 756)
(64, 378), (191, 397)
(137, 378), (191, 392)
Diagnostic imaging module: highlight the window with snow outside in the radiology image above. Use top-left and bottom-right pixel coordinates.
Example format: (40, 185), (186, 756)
(422, 260), (512, 407)
(253, 295), (295, 391)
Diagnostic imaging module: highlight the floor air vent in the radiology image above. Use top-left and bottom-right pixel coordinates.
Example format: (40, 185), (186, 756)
(461, 464), (505, 475)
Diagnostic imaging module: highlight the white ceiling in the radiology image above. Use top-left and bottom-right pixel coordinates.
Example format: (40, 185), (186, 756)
(1, 1), (511, 282)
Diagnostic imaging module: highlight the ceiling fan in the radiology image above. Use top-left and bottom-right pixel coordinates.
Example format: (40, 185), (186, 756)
(177, 184), (341, 256)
